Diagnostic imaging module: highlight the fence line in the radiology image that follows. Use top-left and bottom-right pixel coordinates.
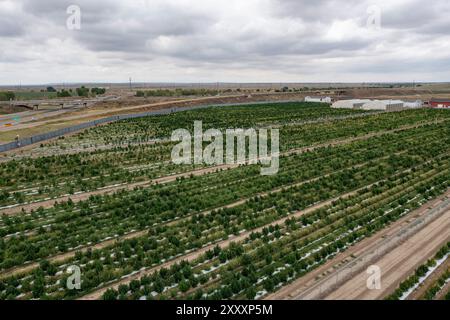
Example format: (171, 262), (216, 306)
(0, 100), (306, 153)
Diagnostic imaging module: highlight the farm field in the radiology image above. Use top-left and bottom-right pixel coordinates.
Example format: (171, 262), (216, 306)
(0, 102), (449, 300)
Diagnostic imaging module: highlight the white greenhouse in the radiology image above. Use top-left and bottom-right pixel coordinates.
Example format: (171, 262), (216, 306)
(361, 100), (404, 111)
(331, 99), (371, 109)
(403, 100), (423, 108)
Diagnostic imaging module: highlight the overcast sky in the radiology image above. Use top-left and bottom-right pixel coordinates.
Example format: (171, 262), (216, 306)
(0, 0), (449, 85)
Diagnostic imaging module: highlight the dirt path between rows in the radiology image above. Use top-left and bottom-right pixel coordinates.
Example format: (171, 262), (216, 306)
(265, 190), (450, 300)
(2, 119), (442, 216)
(435, 279), (450, 300)
(324, 210), (450, 300)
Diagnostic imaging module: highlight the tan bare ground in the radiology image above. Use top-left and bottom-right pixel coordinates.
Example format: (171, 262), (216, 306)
(324, 210), (450, 300)
(2, 119), (441, 216)
(406, 259), (449, 300)
(265, 190), (450, 300)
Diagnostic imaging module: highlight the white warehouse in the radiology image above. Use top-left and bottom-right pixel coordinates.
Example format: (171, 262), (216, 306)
(332, 99), (423, 111)
(403, 100), (423, 108)
(361, 100), (404, 111)
(331, 99), (371, 109)
(305, 96), (332, 103)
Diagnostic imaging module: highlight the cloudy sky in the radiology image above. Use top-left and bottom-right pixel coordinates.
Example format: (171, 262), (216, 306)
(0, 0), (449, 85)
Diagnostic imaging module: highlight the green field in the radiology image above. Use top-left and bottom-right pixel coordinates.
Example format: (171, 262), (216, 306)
(0, 102), (449, 300)
(12, 91), (58, 100)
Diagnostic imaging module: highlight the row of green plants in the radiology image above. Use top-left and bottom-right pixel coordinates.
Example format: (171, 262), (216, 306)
(72, 104), (444, 145)
(422, 268), (449, 300)
(0, 124), (445, 270)
(98, 168), (449, 300)
(1, 107), (447, 206)
(0, 147), (448, 299)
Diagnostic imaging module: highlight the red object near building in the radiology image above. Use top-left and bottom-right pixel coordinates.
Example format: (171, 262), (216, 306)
(429, 99), (450, 108)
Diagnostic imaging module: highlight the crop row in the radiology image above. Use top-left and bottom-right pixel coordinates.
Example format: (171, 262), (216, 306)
(0, 123), (447, 270)
(98, 164), (449, 300)
(386, 242), (450, 300)
(1, 107), (448, 206)
(0, 147), (448, 299)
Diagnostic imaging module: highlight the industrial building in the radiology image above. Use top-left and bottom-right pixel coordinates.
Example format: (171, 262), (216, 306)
(331, 99), (371, 109)
(403, 100), (423, 108)
(361, 100), (405, 111)
(332, 99), (423, 111)
(429, 99), (450, 108)
(304, 96), (332, 103)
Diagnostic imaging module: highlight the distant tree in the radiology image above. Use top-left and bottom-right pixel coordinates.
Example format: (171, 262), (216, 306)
(0, 91), (15, 101)
(76, 86), (90, 97)
(57, 90), (71, 97)
(91, 87), (106, 95)
(46, 86), (56, 92)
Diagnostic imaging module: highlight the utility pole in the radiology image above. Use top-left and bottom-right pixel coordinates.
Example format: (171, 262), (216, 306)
(129, 77), (132, 91)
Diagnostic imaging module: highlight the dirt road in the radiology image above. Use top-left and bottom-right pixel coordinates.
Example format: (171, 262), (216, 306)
(324, 209), (450, 300)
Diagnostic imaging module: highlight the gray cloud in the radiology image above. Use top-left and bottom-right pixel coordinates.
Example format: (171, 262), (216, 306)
(0, 0), (449, 84)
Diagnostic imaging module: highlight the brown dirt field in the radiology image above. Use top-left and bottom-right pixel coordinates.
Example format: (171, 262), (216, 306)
(265, 190), (450, 300)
